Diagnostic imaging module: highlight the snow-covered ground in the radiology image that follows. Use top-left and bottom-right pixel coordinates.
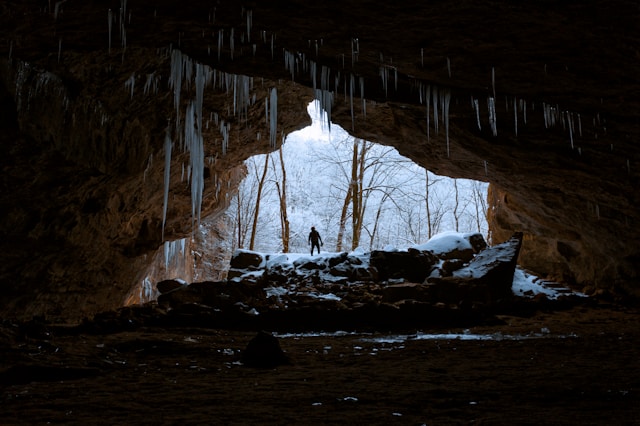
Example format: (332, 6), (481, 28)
(233, 231), (585, 301)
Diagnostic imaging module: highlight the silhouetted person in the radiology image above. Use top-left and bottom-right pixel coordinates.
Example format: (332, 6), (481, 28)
(308, 226), (323, 255)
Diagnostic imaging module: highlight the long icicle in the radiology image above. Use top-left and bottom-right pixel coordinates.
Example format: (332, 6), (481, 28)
(162, 125), (172, 241)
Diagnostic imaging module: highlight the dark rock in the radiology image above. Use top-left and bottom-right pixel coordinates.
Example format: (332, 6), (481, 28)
(441, 259), (466, 276)
(425, 232), (523, 305)
(156, 279), (186, 294)
(381, 283), (428, 303)
(241, 331), (290, 368)
(370, 249), (439, 282)
(230, 250), (264, 270)
(465, 232), (488, 253)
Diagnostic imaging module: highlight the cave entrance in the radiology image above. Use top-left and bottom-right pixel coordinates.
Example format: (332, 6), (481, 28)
(227, 101), (489, 254)
(127, 102), (489, 305)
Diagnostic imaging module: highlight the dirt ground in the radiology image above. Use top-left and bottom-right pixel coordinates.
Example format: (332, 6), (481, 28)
(1, 301), (639, 425)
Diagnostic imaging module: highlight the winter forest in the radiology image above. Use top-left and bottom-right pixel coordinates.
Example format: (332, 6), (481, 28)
(224, 102), (489, 254)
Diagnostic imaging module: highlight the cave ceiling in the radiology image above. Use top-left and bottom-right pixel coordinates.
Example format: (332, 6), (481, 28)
(0, 0), (638, 319)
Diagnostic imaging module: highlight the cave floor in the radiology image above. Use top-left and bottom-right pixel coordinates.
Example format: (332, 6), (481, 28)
(1, 303), (639, 425)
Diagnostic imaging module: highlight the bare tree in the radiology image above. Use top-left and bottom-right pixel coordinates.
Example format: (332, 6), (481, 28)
(272, 144), (290, 252)
(249, 154), (269, 250)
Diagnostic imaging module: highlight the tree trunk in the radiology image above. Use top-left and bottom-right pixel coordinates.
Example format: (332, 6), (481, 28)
(276, 145), (290, 252)
(249, 155), (269, 250)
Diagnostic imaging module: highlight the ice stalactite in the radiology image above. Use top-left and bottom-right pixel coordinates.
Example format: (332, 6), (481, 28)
(108, 9), (113, 53)
(432, 85), (439, 135)
(513, 97), (518, 136)
(488, 97), (497, 136)
(310, 60), (317, 91)
(473, 98), (481, 131)
(220, 120), (230, 155)
(169, 49), (183, 126)
(143, 72), (159, 95)
(447, 57), (451, 78)
(218, 29), (223, 61)
(284, 50), (296, 81)
(426, 84), (431, 141)
(350, 73), (355, 131)
(352, 38), (359, 65)
(315, 65), (333, 131)
(379, 66), (389, 98)
(484, 160), (488, 176)
(230, 28), (235, 60)
(246, 10), (252, 43)
(162, 126), (172, 241)
(491, 67), (496, 99)
(421, 48), (424, 67)
(578, 113), (582, 137)
(269, 87), (278, 148)
(164, 238), (186, 270)
(443, 89), (451, 157)
(394, 67), (398, 92)
(271, 34), (275, 60)
(58, 38), (62, 63)
(124, 73), (135, 98)
(360, 76), (366, 119)
(567, 111), (574, 149)
(185, 101), (205, 229)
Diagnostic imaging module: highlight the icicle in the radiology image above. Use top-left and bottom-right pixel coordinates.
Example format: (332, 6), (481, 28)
(350, 73), (355, 131)
(351, 38), (359, 65)
(162, 126), (172, 241)
(474, 99), (481, 131)
(484, 160), (488, 176)
(488, 97), (497, 136)
(271, 34), (275, 60)
(394, 67), (398, 92)
(421, 48), (424, 67)
(360, 76), (366, 119)
(379, 66), (388, 97)
(108, 9), (113, 53)
(513, 97), (518, 136)
(269, 87), (277, 147)
(627, 159), (631, 174)
(185, 101), (205, 229)
(578, 113), (582, 137)
(246, 10), (252, 43)
(568, 112), (574, 149)
(124, 73), (135, 99)
(444, 89), (451, 157)
(218, 29), (223, 61)
(57, 38), (62, 63)
(446, 57), (451, 78)
(432, 86), (439, 135)
(523, 100), (527, 125)
(143, 72), (159, 94)
(230, 28), (235, 60)
(491, 67), (496, 99)
(426, 84), (431, 141)
(169, 50), (183, 123)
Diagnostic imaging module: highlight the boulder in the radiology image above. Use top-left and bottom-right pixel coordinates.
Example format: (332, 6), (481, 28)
(417, 232), (475, 262)
(370, 248), (439, 282)
(465, 232), (488, 253)
(425, 232), (523, 305)
(241, 331), (290, 368)
(156, 279), (186, 294)
(230, 250), (265, 270)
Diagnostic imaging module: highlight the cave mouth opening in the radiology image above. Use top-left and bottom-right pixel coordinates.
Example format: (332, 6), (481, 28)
(127, 102), (491, 305)
(226, 101), (490, 254)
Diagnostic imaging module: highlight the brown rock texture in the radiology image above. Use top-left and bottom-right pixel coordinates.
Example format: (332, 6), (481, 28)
(0, 0), (638, 319)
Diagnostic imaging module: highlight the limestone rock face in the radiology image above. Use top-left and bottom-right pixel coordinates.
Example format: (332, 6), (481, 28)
(0, 0), (638, 320)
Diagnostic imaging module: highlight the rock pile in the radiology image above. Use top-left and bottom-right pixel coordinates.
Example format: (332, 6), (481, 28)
(151, 232), (524, 329)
